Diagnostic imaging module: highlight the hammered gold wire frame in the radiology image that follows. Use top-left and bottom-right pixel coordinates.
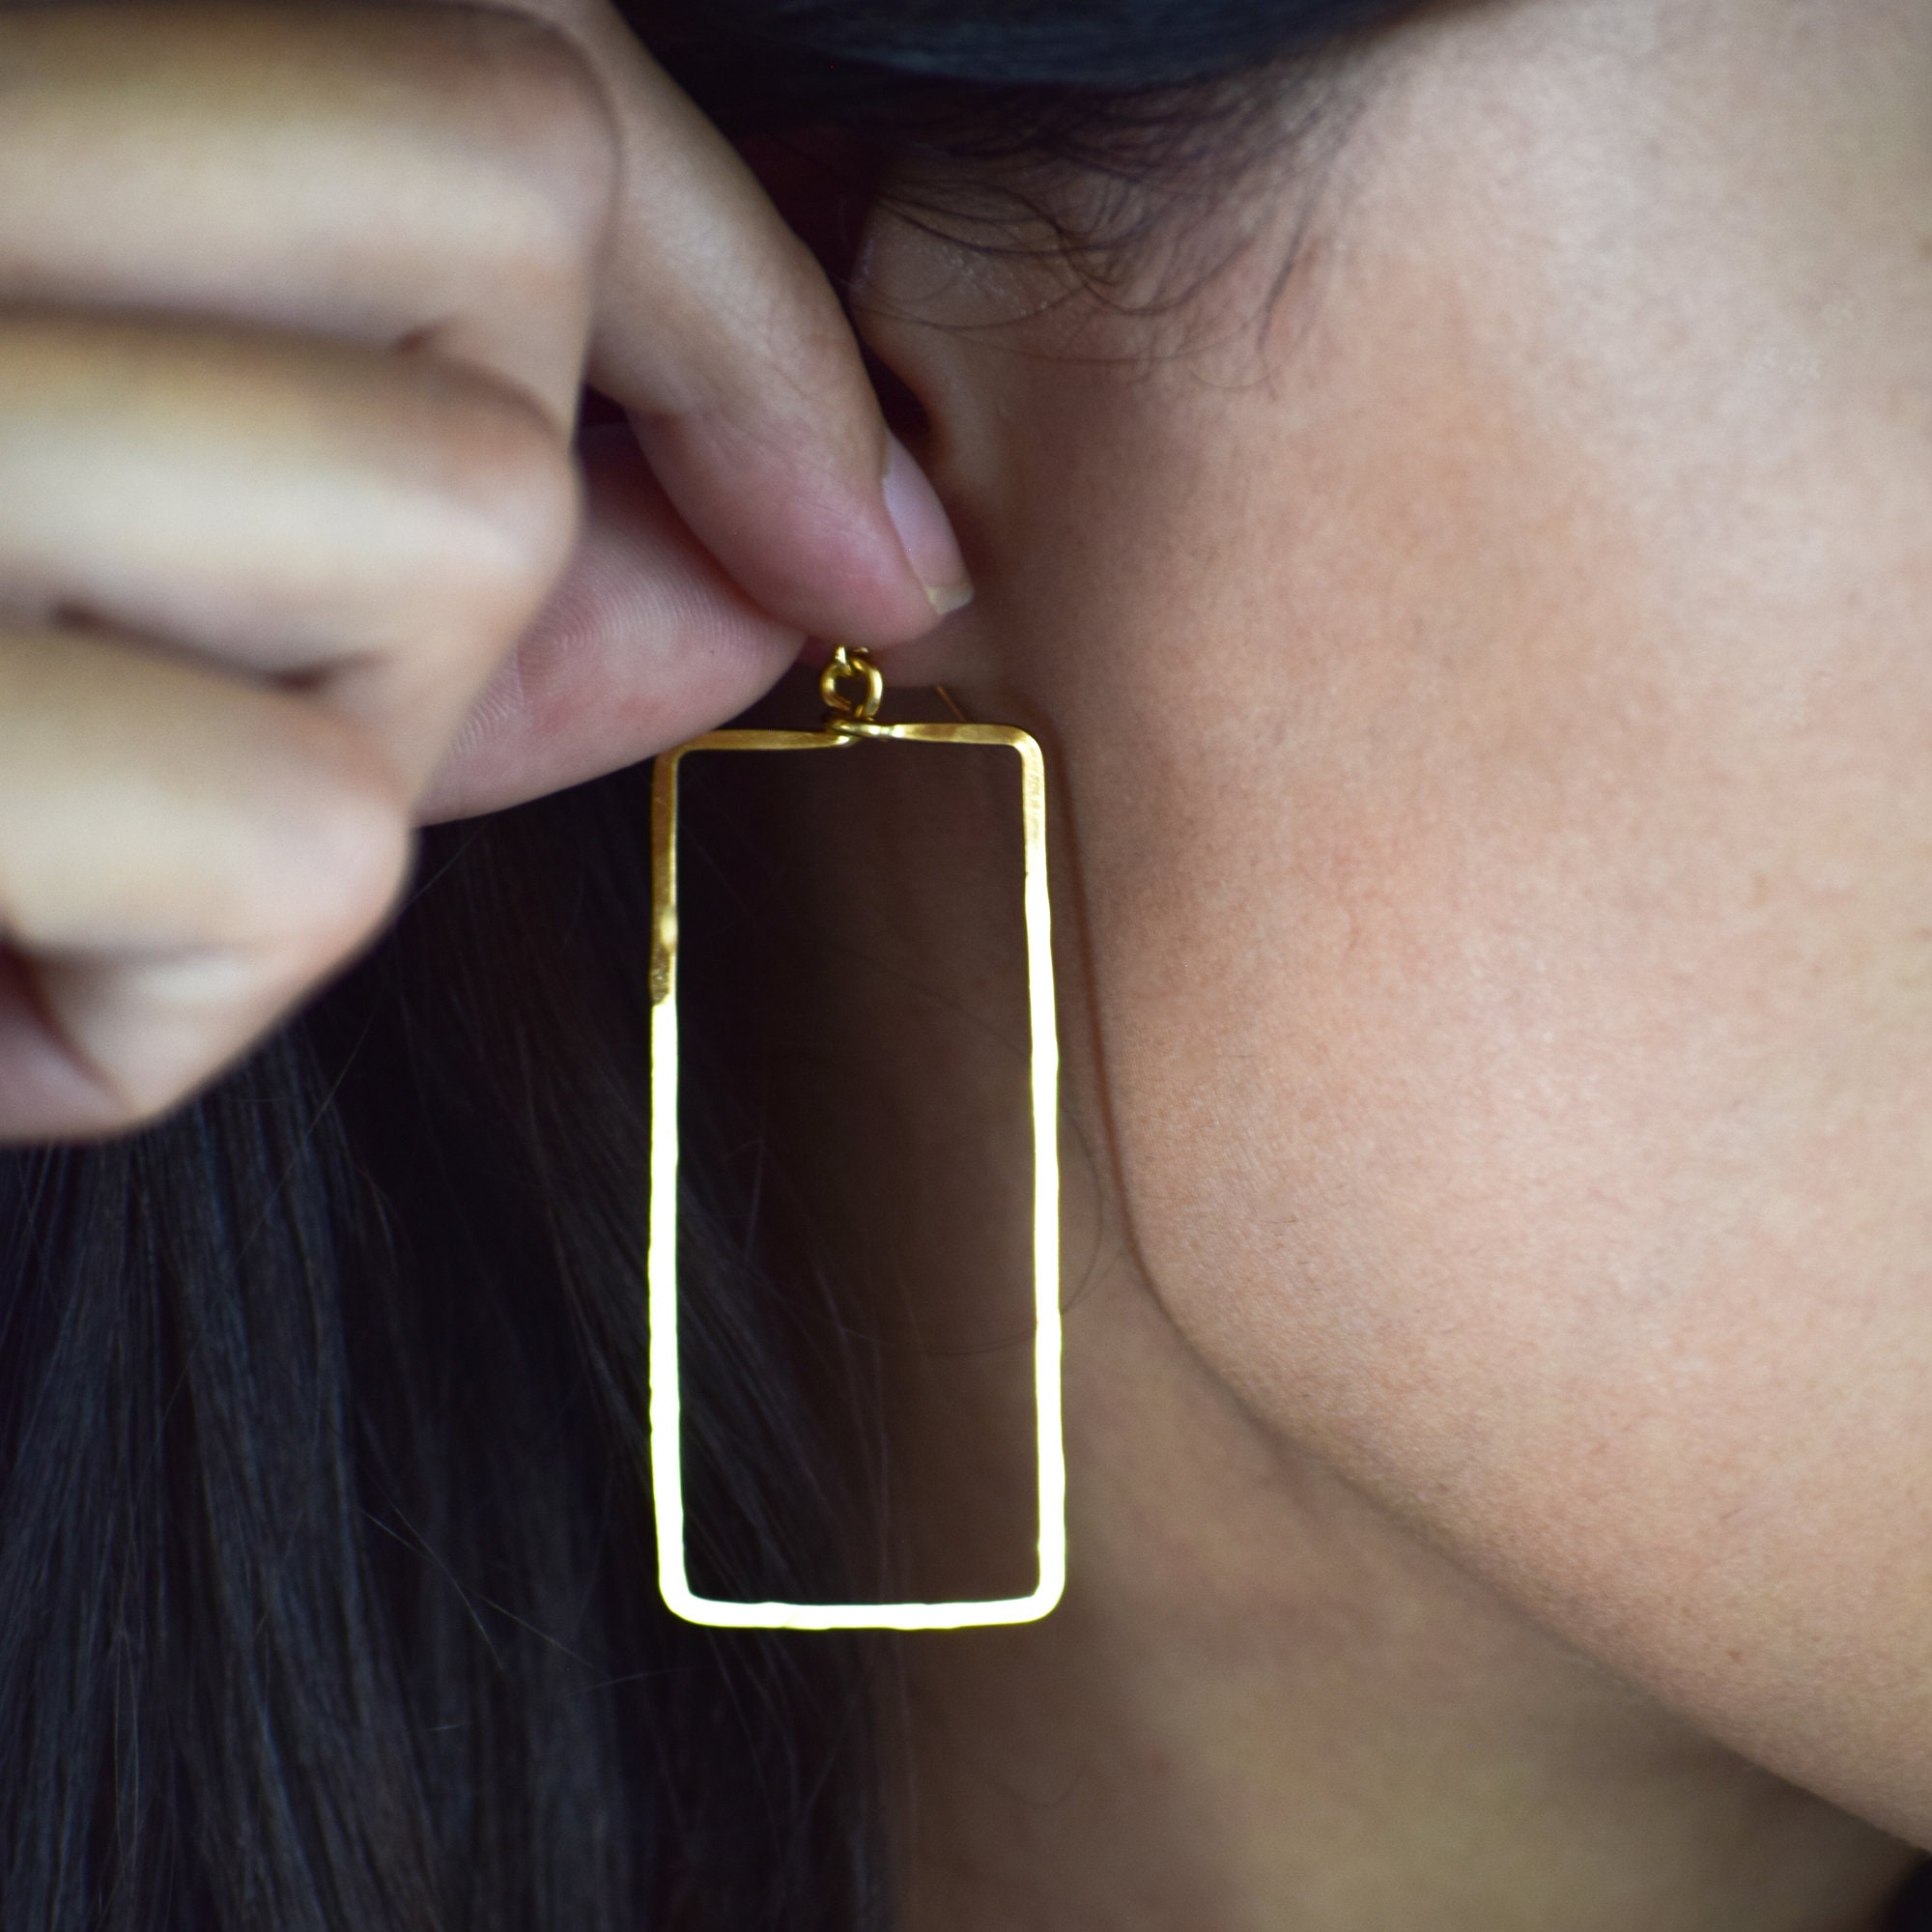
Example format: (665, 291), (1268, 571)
(646, 659), (1065, 1632)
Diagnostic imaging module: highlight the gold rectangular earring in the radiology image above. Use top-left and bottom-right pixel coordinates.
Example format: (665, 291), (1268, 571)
(647, 648), (1065, 1632)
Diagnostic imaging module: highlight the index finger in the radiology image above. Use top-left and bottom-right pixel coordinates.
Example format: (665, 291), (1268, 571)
(504, 0), (973, 646)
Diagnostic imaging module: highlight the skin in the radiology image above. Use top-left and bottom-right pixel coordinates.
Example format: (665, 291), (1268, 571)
(799, 0), (1932, 1919)
(0, 0), (966, 1137)
(11, 0), (1932, 1921)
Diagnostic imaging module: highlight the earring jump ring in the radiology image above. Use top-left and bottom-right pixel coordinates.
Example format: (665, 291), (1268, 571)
(819, 644), (885, 723)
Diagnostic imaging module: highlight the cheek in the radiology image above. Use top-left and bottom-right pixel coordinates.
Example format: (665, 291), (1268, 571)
(1002, 361), (1932, 1836)
(1059, 452), (1932, 1839)
(870, 42), (1932, 1801)
(1117, 675), (1932, 1493)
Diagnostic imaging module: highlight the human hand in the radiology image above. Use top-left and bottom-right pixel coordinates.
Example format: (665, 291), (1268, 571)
(0, 0), (965, 1140)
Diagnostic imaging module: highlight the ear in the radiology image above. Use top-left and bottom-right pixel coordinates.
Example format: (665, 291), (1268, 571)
(736, 130), (885, 296)
(833, 188), (1101, 696)
(728, 134), (1040, 695)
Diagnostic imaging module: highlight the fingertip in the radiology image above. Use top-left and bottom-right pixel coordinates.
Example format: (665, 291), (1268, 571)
(626, 406), (967, 651)
(882, 431), (974, 618)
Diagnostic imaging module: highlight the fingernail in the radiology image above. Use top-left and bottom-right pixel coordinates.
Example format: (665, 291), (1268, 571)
(882, 432), (974, 616)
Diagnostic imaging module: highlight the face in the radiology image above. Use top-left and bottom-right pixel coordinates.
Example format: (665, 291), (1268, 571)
(852, 0), (1932, 1842)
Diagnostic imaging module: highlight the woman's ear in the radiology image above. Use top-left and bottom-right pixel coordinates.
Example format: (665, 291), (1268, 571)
(735, 130), (886, 297)
(824, 189), (1066, 691)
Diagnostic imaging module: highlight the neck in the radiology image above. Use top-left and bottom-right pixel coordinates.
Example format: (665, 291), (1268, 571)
(895, 1259), (1909, 1930)
(730, 677), (1915, 1931)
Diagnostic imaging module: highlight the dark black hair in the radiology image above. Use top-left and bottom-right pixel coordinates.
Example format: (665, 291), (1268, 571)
(0, 6), (1422, 1929)
(666, 0), (1412, 86)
